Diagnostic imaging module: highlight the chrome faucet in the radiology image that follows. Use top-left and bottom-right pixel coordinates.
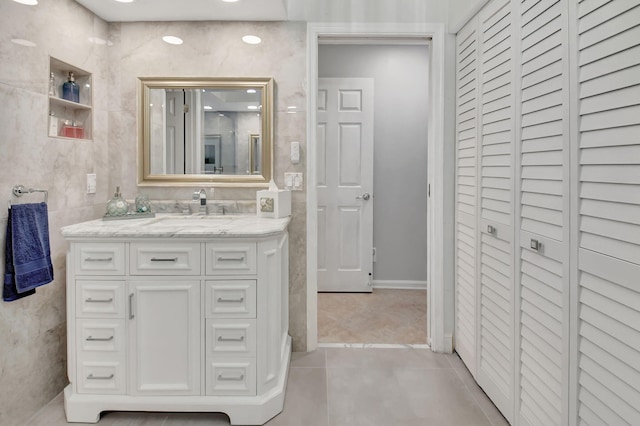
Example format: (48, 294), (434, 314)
(198, 188), (207, 213)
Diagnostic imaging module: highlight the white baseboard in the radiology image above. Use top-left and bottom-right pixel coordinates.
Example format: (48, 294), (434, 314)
(372, 280), (428, 290)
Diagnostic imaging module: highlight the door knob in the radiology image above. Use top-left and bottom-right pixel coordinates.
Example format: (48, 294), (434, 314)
(356, 193), (371, 201)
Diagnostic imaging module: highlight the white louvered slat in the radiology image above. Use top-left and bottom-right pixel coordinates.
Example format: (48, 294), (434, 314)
(455, 17), (479, 377)
(517, 0), (570, 425)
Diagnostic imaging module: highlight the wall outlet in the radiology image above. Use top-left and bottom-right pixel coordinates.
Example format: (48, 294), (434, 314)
(86, 173), (97, 194)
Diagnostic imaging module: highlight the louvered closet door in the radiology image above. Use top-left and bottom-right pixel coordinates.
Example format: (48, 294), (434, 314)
(455, 16), (480, 378)
(574, 1), (640, 424)
(476, 0), (515, 422)
(516, 0), (570, 425)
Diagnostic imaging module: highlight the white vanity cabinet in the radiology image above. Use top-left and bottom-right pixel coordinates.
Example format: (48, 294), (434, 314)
(62, 216), (290, 425)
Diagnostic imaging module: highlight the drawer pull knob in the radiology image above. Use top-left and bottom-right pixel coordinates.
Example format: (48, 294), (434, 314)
(87, 373), (114, 380)
(86, 335), (114, 342)
(217, 297), (245, 303)
(85, 297), (113, 303)
(218, 374), (245, 381)
(218, 335), (245, 342)
(85, 257), (113, 262)
(217, 256), (245, 262)
(150, 257), (178, 262)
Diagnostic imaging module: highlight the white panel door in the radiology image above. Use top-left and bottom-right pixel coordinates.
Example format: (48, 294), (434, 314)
(317, 78), (374, 292)
(516, 0), (571, 425)
(129, 281), (201, 395)
(455, 16), (480, 378)
(574, 1), (640, 424)
(477, 0), (515, 422)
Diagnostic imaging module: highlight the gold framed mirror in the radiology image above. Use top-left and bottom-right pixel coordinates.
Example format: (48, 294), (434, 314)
(138, 77), (273, 186)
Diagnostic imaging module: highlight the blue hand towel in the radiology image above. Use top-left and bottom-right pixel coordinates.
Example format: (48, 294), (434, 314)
(3, 202), (54, 302)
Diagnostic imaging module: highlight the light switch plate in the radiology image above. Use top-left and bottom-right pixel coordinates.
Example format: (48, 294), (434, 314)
(284, 172), (303, 191)
(290, 141), (300, 164)
(86, 173), (97, 194)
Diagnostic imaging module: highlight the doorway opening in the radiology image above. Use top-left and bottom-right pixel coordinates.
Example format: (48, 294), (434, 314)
(315, 42), (430, 345)
(306, 23), (449, 353)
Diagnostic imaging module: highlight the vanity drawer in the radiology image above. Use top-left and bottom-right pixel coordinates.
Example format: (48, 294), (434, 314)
(205, 243), (256, 275)
(205, 280), (256, 318)
(77, 359), (126, 394)
(76, 281), (125, 318)
(206, 358), (256, 396)
(206, 319), (256, 357)
(74, 243), (125, 276)
(77, 319), (125, 353)
(130, 242), (201, 275)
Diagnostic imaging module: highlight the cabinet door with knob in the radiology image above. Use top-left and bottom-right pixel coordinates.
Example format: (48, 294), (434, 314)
(128, 280), (201, 396)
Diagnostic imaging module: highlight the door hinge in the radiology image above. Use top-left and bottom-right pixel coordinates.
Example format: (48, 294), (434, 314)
(183, 104), (189, 113)
(428, 184), (431, 197)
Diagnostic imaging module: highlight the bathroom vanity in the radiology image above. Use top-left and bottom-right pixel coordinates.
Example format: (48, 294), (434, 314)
(61, 214), (291, 425)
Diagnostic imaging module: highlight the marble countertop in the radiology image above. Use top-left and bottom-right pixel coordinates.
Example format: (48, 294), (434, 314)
(61, 213), (291, 239)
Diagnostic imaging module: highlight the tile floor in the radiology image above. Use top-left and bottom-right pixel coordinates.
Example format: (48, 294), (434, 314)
(318, 289), (428, 344)
(27, 348), (508, 426)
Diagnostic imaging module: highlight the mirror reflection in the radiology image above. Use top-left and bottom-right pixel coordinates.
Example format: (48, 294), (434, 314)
(139, 78), (273, 186)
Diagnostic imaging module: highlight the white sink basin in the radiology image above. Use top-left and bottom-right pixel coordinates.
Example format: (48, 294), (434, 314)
(147, 215), (237, 227)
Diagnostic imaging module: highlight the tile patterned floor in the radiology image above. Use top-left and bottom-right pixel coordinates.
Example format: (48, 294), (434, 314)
(318, 289), (428, 344)
(27, 348), (508, 426)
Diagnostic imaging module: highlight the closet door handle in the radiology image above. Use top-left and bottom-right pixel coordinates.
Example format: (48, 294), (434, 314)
(356, 192), (371, 201)
(530, 239), (541, 251)
(487, 225), (496, 235)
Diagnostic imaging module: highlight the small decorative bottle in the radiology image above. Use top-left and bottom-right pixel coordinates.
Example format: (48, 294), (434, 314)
(48, 72), (58, 97)
(106, 186), (129, 216)
(62, 71), (80, 103)
(48, 112), (58, 137)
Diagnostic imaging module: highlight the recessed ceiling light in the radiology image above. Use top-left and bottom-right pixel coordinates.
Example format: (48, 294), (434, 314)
(11, 38), (36, 47)
(162, 36), (183, 45)
(247, 105), (258, 110)
(12, 0), (38, 5)
(204, 105), (213, 110)
(246, 89), (257, 94)
(242, 35), (261, 45)
(221, 0), (239, 2)
(114, 0), (134, 3)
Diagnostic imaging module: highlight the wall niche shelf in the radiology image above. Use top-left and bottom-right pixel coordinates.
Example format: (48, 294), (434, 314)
(48, 57), (93, 141)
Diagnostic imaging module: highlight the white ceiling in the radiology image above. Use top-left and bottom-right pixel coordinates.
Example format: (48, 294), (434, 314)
(75, 0), (289, 22)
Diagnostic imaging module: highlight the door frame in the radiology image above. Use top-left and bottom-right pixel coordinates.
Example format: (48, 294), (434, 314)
(306, 23), (449, 352)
